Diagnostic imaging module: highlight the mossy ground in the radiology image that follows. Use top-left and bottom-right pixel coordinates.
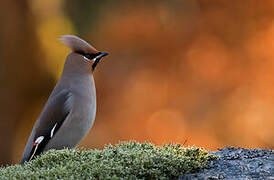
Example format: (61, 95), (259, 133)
(0, 141), (218, 179)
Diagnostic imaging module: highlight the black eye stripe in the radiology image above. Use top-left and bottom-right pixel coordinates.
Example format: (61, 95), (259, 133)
(84, 54), (93, 59)
(75, 51), (101, 60)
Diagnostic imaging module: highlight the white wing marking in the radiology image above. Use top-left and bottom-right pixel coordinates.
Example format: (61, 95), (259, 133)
(29, 136), (44, 161)
(50, 123), (57, 138)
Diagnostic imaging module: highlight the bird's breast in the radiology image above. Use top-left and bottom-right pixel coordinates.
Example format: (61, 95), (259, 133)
(70, 75), (97, 133)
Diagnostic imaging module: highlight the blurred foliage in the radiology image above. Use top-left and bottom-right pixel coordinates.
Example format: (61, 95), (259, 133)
(0, 142), (217, 179)
(64, 0), (110, 35)
(0, 0), (273, 165)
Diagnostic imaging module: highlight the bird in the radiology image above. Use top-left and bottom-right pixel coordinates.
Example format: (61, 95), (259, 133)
(19, 35), (108, 164)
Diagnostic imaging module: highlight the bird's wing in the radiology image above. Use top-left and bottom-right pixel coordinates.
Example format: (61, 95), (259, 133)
(28, 89), (73, 161)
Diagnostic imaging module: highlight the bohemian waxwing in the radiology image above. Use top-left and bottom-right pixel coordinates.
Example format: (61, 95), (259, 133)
(19, 35), (108, 164)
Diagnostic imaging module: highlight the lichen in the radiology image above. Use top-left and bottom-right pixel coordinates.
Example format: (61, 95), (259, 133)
(0, 141), (218, 179)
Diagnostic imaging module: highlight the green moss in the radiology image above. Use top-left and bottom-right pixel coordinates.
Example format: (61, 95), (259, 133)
(0, 141), (218, 179)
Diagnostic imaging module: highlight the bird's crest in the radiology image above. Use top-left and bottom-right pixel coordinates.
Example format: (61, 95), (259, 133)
(59, 35), (99, 54)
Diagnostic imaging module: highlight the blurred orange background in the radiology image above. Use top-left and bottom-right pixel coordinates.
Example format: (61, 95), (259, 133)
(0, 0), (273, 165)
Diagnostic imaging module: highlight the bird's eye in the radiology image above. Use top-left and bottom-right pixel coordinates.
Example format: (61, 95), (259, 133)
(83, 54), (93, 59)
(76, 51), (101, 60)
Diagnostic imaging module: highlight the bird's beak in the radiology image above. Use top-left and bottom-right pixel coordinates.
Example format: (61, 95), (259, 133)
(92, 52), (109, 71)
(93, 52), (108, 61)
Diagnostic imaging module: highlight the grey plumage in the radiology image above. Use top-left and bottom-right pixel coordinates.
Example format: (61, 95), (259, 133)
(20, 35), (108, 164)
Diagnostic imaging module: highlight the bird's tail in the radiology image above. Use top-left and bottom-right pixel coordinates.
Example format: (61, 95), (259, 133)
(59, 35), (99, 54)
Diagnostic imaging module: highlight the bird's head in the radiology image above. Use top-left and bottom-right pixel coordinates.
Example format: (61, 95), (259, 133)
(59, 35), (108, 71)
